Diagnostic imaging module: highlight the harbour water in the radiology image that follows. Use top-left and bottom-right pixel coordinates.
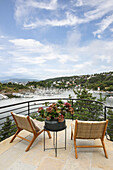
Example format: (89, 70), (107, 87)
(0, 89), (113, 107)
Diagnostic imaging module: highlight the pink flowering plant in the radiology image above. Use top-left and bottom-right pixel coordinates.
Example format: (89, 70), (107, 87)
(38, 100), (74, 120)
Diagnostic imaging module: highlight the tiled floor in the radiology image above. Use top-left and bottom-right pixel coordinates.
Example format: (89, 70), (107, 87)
(0, 120), (113, 170)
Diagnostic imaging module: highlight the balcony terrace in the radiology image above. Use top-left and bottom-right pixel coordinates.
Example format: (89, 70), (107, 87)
(0, 119), (113, 170)
(0, 98), (113, 170)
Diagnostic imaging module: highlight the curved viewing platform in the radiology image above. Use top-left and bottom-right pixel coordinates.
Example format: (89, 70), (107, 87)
(0, 98), (113, 170)
(0, 119), (113, 170)
(0, 98), (113, 140)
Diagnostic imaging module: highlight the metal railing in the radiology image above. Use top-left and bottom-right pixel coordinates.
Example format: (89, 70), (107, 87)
(0, 98), (113, 142)
(104, 106), (113, 141)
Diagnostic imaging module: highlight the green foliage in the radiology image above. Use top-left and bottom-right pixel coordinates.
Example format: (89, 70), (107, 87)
(37, 100), (74, 119)
(107, 85), (113, 91)
(0, 117), (17, 142)
(30, 112), (38, 119)
(30, 113), (44, 121)
(0, 82), (29, 93)
(6, 94), (21, 98)
(0, 83), (2, 90)
(107, 109), (113, 141)
(97, 93), (106, 103)
(73, 88), (96, 100)
(72, 88), (103, 121)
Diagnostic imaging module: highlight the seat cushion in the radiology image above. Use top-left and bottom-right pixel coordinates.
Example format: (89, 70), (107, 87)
(31, 119), (44, 132)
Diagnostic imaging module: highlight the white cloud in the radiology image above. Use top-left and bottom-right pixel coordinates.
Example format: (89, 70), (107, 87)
(74, 0), (83, 7)
(0, 35), (5, 39)
(3, 67), (30, 78)
(8, 38), (77, 66)
(42, 39), (113, 76)
(0, 56), (3, 61)
(110, 28), (113, 32)
(84, 2), (113, 20)
(0, 47), (4, 50)
(27, 0), (57, 10)
(93, 14), (113, 36)
(14, 0), (113, 40)
(6, 35), (113, 78)
(13, 0), (113, 43)
(1, 0), (113, 81)
(67, 29), (81, 47)
(73, 61), (93, 73)
(15, 0), (57, 23)
(14, 56), (46, 64)
(97, 35), (101, 39)
(96, 55), (111, 64)
(45, 68), (68, 73)
(9, 67), (29, 74)
(24, 12), (80, 29)
(9, 39), (53, 54)
(1, 26), (113, 80)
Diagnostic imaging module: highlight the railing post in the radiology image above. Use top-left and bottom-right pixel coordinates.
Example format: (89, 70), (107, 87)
(104, 106), (106, 120)
(28, 102), (30, 116)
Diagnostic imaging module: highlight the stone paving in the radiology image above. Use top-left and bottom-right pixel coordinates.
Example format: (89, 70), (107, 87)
(0, 119), (113, 170)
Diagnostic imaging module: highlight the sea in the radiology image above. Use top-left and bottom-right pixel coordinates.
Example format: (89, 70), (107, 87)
(0, 89), (113, 107)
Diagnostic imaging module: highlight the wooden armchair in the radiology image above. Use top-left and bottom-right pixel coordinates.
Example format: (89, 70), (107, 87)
(71, 119), (108, 159)
(10, 112), (51, 151)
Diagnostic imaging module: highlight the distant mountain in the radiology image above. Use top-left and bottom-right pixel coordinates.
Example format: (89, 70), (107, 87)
(1, 78), (39, 83)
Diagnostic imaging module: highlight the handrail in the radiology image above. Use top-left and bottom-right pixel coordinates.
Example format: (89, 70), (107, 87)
(0, 97), (112, 142)
(0, 97), (103, 109)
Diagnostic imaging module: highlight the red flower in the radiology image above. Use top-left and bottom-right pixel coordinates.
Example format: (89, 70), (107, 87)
(59, 114), (64, 118)
(64, 102), (71, 107)
(46, 107), (53, 113)
(68, 107), (74, 114)
(38, 107), (43, 112)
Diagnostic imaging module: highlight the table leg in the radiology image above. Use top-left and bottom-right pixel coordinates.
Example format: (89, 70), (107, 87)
(44, 127), (66, 157)
(53, 132), (55, 147)
(44, 130), (45, 151)
(55, 131), (57, 157)
(65, 128), (66, 150)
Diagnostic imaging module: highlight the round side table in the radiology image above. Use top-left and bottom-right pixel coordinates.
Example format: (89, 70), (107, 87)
(44, 119), (67, 157)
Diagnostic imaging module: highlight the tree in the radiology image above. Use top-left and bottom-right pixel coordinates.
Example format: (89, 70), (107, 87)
(107, 109), (113, 141)
(72, 88), (104, 121)
(97, 92), (106, 103)
(73, 88), (96, 100)
(0, 117), (16, 142)
(0, 83), (3, 91)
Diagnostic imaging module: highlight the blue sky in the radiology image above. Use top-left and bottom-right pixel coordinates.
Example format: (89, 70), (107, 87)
(0, 0), (113, 81)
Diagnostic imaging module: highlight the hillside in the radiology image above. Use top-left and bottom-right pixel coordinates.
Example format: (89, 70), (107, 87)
(27, 71), (113, 91)
(1, 78), (39, 83)
(1, 71), (113, 93)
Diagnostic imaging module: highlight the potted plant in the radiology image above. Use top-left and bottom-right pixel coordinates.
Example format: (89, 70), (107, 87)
(37, 100), (74, 122)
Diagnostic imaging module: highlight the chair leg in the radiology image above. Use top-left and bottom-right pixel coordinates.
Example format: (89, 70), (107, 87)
(71, 128), (73, 140)
(47, 131), (51, 139)
(25, 130), (47, 152)
(74, 140), (78, 159)
(10, 128), (22, 143)
(25, 134), (37, 152)
(101, 139), (108, 158)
